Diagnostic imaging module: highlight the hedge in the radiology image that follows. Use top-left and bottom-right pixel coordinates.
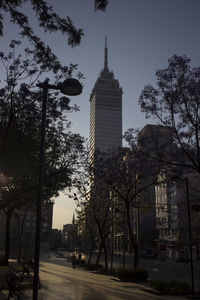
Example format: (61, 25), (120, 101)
(118, 268), (148, 282)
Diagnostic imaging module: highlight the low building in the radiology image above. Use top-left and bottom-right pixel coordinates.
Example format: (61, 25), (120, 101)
(50, 229), (62, 250)
(137, 124), (176, 250)
(155, 173), (200, 260)
(0, 202), (53, 260)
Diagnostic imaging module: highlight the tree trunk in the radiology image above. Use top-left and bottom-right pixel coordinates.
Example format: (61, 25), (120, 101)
(17, 211), (27, 263)
(126, 205), (138, 269)
(87, 243), (95, 264)
(98, 229), (108, 272)
(110, 241), (114, 270)
(110, 225), (114, 270)
(17, 235), (22, 263)
(102, 238), (108, 272)
(87, 250), (93, 264)
(4, 210), (12, 265)
(96, 240), (103, 265)
(133, 244), (138, 269)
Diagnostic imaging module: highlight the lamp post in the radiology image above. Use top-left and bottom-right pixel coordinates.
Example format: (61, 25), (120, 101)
(175, 177), (195, 297)
(33, 78), (82, 300)
(123, 213), (126, 270)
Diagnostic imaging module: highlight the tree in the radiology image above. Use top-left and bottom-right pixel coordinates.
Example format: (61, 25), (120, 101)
(12, 206), (29, 263)
(95, 148), (158, 269)
(89, 183), (113, 271)
(0, 41), (85, 264)
(139, 55), (200, 176)
(72, 147), (114, 270)
(95, 0), (108, 11)
(0, 0), (109, 264)
(76, 206), (98, 263)
(0, 0), (108, 74)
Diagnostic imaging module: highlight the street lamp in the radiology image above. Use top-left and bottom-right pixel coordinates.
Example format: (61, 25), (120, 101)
(172, 176), (195, 297)
(33, 78), (82, 300)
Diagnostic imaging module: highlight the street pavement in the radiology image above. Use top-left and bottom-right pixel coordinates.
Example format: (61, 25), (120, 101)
(36, 261), (185, 300)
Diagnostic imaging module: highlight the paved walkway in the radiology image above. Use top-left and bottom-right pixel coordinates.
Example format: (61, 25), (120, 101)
(86, 253), (200, 288)
(0, 261), (188, 300)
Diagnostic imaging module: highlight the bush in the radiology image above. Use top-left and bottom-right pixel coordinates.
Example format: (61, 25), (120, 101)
(0, 266), (9, 289)
(96, 268), (117, 276)
(0, 255), (5, 266)
(118, 268), (148, 282)
(6, 269), (24, 299)
(150, 279), (191, 295)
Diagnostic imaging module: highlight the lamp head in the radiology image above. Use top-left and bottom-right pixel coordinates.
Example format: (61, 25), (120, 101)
(59, 78), (82, 96)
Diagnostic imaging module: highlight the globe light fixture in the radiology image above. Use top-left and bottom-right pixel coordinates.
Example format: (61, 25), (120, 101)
(59, 78), (82, 96)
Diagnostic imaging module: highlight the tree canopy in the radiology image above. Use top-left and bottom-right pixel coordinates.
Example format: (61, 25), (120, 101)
(0, 40), (85, 212)
(0, 0), (108, 74)
(139, 55), (200, 175)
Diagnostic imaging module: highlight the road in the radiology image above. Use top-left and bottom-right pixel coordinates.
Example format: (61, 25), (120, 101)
(36, 260), (184, 300)
(0, 252), (196, 299)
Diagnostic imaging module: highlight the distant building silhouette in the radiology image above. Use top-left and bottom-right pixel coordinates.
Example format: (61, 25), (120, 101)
(50, 229), (62, 251)
(62, 214), (78, 251)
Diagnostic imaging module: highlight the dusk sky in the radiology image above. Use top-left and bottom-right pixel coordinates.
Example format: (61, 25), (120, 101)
(1, 0), (200, 229)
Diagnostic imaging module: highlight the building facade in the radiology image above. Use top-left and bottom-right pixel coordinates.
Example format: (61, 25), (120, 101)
(62, 223), (78, 251)
(0, 202), (53, 259)
(155, 173), (200, 260)
(86, 38), (123, 257)
(137, 124), (176, 252)
(89, 38), (122, 160)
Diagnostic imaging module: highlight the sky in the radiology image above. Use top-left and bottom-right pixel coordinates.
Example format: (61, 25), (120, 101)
(1, 0), (200, 229)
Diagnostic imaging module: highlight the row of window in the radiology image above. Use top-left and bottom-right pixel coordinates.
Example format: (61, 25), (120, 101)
(159, 228), (178, 238)
(156, 204), (178, 213)
(157, 215), (178, 225)
(156, 194), (167, 202)
(156, 190), (177, 202)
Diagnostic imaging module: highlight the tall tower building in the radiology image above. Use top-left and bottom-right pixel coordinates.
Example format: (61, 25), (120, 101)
(89, 38), (122, 159)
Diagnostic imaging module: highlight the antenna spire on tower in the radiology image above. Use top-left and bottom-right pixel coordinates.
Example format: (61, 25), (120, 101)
(104, 35), (108, 71)
(72, 212), (75, 224)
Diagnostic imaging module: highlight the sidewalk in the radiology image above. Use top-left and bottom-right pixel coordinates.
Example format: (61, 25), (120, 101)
(86, 253), (200, 288)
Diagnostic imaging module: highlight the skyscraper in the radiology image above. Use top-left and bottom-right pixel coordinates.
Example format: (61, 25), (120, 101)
(87, 38), (122, 259)
(89, 37), (122, 160)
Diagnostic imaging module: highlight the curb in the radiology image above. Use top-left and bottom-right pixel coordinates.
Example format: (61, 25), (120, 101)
(141, 287), (161, 295)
